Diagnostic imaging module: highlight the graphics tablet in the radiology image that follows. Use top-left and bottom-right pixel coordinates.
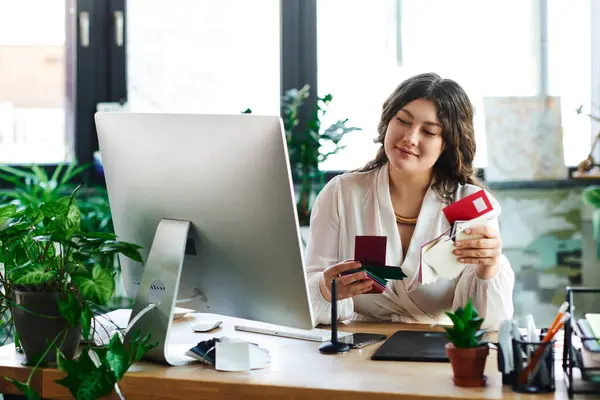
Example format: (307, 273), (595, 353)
(371, 330), (449, 362)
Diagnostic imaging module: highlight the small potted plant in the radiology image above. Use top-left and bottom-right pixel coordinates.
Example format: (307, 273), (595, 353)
(443, 299), (490, 387)
(0, 186), (156, 399)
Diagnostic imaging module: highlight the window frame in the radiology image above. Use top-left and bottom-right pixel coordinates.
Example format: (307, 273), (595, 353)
(280, 0), (318, 138)
(74, 0), (127, 171)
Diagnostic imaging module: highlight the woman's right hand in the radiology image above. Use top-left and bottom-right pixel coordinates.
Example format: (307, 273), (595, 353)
(319, 260), (374, 302)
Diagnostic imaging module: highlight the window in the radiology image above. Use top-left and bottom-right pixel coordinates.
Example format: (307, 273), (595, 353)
(0, 0), (127, 167)
(127, 0), (281, 116)
(317, 0), (592, 171)
(547, 0), (592, 167)
(0, 0), (69, 164)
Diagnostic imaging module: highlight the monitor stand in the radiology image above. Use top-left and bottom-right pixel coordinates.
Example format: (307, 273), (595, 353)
(124, 218), (192, 366)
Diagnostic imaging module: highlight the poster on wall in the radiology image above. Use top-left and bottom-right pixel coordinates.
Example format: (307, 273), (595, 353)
(483, 96), (568, 182)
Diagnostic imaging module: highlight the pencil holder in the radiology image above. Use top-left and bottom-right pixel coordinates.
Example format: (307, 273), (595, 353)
(511, 337), (555, 394)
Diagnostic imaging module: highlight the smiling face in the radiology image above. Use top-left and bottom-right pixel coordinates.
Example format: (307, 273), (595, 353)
(383, 98), (445, 176)
(362, 73), (477, 204)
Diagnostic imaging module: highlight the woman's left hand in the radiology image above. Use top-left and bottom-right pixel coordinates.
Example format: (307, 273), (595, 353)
(453, 225), (502, 279)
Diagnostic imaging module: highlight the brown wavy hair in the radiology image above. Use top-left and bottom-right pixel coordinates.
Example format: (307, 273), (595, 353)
(358, 72), (483, 204)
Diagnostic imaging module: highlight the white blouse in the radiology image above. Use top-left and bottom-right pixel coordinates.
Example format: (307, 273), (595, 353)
(304, 165), (515, 330)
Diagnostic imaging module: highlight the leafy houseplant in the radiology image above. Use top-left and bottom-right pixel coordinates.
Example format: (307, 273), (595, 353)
(582, 185), (600, 258)
(443, 299), (490, 387)
(245, 85), (361, 225)
(0, 163), (128, 309)
(0, 163), (114, 234)
(0, 187), (156, 399)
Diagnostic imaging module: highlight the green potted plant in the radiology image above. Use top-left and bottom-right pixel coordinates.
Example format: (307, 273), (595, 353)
(0, 187), (156, 399)
(582, 185), (600, 258)
(443, 299), (490, 387)
(244, 85), (361, 225)
(0, 163), (127, 304)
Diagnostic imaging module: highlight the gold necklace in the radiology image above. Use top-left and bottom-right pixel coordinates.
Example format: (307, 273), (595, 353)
(395, 213), (418, 225)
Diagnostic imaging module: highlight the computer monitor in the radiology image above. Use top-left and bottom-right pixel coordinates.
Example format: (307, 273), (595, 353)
(94, 112), (314, 365)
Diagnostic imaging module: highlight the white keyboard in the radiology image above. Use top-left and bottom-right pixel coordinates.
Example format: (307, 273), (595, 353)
(234, 321), (351, 342)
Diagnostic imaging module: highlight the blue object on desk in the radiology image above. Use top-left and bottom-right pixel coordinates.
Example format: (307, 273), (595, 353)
(187, 338), (219, 365)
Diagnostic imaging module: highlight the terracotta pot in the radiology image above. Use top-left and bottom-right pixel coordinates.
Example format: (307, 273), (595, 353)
(445, 342), (489, 387)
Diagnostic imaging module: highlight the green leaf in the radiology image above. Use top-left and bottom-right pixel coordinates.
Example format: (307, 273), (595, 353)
(31, 165), (49, 185)
(593, 209), (600, 240)
(463, 317), (484, 344)
(100, 241), (143, 264)
(583, 185), (600, 208)
(56, 349), (79, 377)
(92, 347), (109, 368)
(67, 204), (81, 231)
(15, 188), (42, 206)
(58, 163), (89, 187)
(22, 207), (43, 224)
(80, 305), (93, 340)
(453, 305), (464, 319)
(0, 204), (16, 225)
(57, 292), (82, 328)
(31, 234), (52, 242)
(56, 350), (115, 400)
(106, 335), (129, 380)
(11, 264), (57, 286)
(58, 197), (81, 233)
(72, 265), (115, 305)
(446, 312), (465, 333)
(444, 327), (457, 345)
(462, 299), (473, 322)
(50, 163), (64, 185)
(475, 329), (490, 341)
(0, 164), (31, 178)
(74, 231), (118, 241)
(129, 330), (158, 361)
(65, 262), (88, 275)
(40, 201), (69, 219)
(5, 377), (41, 400)
(76, 368), (115, 400)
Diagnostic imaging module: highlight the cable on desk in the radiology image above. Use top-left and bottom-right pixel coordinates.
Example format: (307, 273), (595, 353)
(176, 292), (206, 305)
(123, 303), (158, 337)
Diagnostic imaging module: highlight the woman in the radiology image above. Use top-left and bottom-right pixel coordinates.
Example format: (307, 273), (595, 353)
(305, 72), (514, 330)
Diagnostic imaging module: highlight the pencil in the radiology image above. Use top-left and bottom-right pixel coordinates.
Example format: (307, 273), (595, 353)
(549, 301), (569, 333)
(517, 313), (569, 385)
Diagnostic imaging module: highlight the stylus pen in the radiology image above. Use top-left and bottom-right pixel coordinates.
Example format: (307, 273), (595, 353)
(331, 277), (338, 343)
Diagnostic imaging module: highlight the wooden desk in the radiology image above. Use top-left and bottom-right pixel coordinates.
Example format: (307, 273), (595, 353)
(0, 314), (590, 399)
